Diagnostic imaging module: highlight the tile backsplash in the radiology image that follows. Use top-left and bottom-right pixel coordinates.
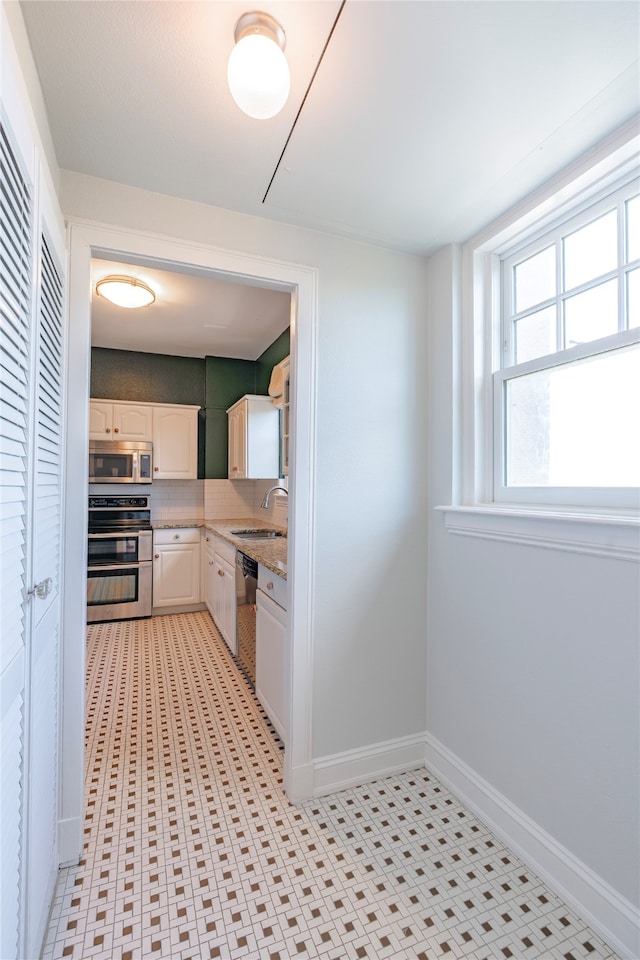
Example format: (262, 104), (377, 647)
(204, 478), (288, 528)
(151, 479), (204, 521)
(89, 478), (287, 528)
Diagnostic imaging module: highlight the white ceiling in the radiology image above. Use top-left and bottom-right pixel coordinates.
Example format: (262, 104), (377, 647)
(91, 256), (291, 360)
(20, 0), (640, 357)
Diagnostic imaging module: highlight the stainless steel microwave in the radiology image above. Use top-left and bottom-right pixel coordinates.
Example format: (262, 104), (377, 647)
(89, 441), (153, 483)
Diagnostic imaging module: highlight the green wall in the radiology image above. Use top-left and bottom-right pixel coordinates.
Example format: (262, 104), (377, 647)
(255, 328), (290, 395)
(91, 334), (290, 479)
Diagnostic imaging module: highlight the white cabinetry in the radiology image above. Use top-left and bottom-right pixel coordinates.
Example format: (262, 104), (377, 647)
(89, 400), (153, 441)
(227, 394), (279, 479)
(153, 528), (201, 609)
(89, 399), (199, 478)
(276, 356), (291, 477)
(152, 404), (199, 479)
(256, 565), (288, 744)
(208, 535), (237, 653)
(203, 533), (216, 617)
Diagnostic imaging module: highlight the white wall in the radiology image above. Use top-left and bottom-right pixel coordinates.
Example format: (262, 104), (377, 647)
(427, 246), (640, 911)
(60, 170), (430, 759)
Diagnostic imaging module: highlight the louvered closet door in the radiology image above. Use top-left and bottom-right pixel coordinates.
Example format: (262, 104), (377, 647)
(0, 121), (32, 960)
(24, 233), (64, 957)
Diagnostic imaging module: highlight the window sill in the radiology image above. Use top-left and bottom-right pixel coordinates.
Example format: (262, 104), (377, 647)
(435, 504), (639, 562)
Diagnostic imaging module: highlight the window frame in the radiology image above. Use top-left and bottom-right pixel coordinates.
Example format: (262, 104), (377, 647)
(462, 127), (640, 515)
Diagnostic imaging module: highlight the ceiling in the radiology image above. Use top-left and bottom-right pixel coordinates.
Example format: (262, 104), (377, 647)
(20, 0), (640, 357)
(90, 256), (291, 360)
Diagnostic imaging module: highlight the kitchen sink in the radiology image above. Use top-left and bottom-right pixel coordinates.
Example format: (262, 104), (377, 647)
(230, 529), (286, 540)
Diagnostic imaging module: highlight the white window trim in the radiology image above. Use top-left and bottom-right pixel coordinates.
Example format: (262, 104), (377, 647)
(440, 120), (640, 562)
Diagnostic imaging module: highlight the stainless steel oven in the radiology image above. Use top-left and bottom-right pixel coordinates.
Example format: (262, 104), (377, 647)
(87, 495), (153, 623)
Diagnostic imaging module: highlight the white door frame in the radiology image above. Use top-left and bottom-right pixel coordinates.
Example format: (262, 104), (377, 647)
(59, 220), (318, 864)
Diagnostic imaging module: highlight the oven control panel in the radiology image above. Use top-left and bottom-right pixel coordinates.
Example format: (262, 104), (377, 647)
(89, 496), (150, 509)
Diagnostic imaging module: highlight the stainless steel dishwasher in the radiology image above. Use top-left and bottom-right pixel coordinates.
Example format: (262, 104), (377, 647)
(235, 551), (258, 687)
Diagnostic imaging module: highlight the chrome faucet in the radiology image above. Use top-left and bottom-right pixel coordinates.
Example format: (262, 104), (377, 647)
(260, 485), (288, 509)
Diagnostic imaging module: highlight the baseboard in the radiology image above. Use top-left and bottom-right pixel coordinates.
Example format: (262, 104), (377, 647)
(285, 762), (315, 804)
(151, 602), (206, 616)
(58, 815), (82, 866)
(424, 732), (640, 960)
(312, 732), (426, 798)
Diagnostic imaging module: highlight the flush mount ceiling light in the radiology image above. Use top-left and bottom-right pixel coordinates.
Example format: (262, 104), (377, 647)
(227, 11), (290, 120)
(95, 275), (156, 309)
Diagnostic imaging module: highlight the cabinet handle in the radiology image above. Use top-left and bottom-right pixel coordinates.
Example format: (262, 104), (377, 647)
(154, 554), (159, 559)
(209, 560), (214, 566)
(154, 466), (159, 472)
(217, 569), (224, 577)
(105, 427), (111, 434)
(173, 534), (180, 540)
(266, 581), (274, 591)
(114, 427), (119, 433)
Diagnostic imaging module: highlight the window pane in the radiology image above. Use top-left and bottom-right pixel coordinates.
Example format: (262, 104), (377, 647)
(564, 278), (618, 347)
(628, 268), (640, 330)
(563, 210), (617, 290)
(627, 195), (640, 263)
(515, 305), (556, 363)
(505, 343), (640, 487)
(514, 245), (555, 312)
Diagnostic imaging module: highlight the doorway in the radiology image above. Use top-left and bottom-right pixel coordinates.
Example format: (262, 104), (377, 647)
(59, 221), (318, 867)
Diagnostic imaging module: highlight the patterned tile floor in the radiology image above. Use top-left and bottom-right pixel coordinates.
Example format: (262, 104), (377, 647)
(42, 612), (620, 960)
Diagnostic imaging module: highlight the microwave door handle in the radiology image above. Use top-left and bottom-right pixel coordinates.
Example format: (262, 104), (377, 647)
(132, 450), (139, 483)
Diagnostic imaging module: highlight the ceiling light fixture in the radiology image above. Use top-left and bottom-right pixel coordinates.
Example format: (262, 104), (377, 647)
(96, 275), (156, 309)
(227, 11), (290, 120)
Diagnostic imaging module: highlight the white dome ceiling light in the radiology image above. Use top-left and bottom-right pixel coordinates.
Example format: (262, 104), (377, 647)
(96, 275), (156, 309)
(227, 11), (291, 120)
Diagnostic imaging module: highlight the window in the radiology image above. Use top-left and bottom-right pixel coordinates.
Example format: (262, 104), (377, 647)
(495, 179), (639, 505)
(464, 132), (640, 513)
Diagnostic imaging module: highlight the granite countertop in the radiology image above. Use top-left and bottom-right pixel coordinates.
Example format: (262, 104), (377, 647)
(204, 518), (287, 580)
(152, 517), (287, 579)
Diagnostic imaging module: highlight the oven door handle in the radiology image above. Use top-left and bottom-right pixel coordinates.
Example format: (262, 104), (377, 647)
(88, 531), (145, 539)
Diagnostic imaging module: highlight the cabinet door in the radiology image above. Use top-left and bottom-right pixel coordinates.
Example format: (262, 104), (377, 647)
(228, 404), (247, 479)
(112, 403), (153, 441)
(153, 406), (198, 479)
(222, 557), (237, 653)
(212, 556), (227, 642)
(256, 589), (288, 744)
(203, 537), (215, 616)
(279, 359), (290, 477)
(153, 542), (201, 607)
(89, 400), (113, 440)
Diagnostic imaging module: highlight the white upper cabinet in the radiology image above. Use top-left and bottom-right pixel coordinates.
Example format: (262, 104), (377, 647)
(227, 395), (279, 480)
(89, 400), (199, 478)
(89, 400), (153, 441)
(152, 405), (199, 479)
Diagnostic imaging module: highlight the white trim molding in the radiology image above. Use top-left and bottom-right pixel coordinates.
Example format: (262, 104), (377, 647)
(424, 733), (640, 960)
(436, 504), (640, 562)
(311, 733), (426, 798)
(63, 220), (319, 854)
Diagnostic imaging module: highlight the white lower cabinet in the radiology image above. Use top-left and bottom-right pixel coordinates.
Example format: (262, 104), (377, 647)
(256, 564), (288, 744)
(153, 528), (201, 609)
(203, 534), (216, 617)
(207, 535), (237, 654)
